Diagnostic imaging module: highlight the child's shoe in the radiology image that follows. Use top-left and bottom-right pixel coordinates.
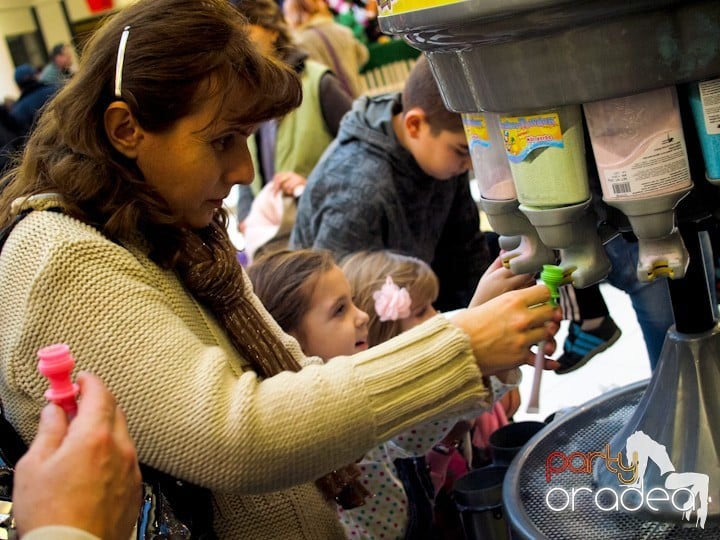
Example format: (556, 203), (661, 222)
(556, 317), (621, 374)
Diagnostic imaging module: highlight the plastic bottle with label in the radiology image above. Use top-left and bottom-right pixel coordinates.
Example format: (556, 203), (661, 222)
(500, 104), (590, 208)
(584, 86), (691, 281)
(465, 111), (517, 201)
(495, 105), (608, 287)
(688, 77), (720, 183)
(462, 112), (555, 275)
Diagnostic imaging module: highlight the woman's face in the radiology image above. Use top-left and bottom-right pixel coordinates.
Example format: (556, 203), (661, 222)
(291, 265), (370, 361)
(134, 93), (255, 229)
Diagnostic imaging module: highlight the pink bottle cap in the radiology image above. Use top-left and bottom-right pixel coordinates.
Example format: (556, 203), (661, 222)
(37, 343), (80, 418)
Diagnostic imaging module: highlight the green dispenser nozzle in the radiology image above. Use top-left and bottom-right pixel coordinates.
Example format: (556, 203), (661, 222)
(540, 264), (564, 307)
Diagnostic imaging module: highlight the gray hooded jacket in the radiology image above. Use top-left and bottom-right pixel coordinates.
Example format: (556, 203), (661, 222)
(291, 93), (489, 310)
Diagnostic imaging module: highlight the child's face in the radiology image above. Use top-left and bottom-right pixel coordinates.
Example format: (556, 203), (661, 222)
(399, 301), (437, 333)
(133, 93), (256, 229)
(412, 124), (472, 180)
(291, 265), (370, 361)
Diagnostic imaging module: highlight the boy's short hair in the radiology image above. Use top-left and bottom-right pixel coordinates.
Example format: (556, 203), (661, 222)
(402, 55), (462, 134)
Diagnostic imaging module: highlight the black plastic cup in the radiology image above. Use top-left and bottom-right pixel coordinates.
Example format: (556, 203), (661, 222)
(488, 421), (546, 467)
(452, 465), (511, 540)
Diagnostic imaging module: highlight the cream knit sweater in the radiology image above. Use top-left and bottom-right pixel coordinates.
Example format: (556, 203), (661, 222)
(0, 202), (489, 539)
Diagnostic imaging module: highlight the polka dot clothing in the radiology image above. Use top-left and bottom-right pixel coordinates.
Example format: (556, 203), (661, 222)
(336, 372), (522, 538)
(337, 418), (456, 539)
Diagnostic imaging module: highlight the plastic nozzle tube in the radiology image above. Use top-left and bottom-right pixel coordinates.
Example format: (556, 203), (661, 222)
(37, 343), (80, 419)
(526, 344), (546, 414)
(526, 265), (564, 414)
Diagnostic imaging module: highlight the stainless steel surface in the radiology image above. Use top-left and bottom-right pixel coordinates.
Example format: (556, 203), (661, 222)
(593, 324), (720, 524)
(503, 379), (720, 538)
(379, 0), (720, 112)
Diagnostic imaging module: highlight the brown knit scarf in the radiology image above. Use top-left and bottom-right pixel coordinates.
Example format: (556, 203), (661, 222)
(174, 219), (370, 509)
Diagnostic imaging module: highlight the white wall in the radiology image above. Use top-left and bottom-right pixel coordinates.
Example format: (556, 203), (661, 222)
(0, 0), (137, 100)
(0, 5), (37, 99)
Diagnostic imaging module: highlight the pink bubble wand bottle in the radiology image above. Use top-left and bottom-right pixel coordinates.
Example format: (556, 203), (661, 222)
(37, 343), (80, 419)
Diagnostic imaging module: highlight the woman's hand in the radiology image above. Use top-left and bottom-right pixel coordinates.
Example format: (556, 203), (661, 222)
(13, 372), (142, 540)
(451, 284), (562, 375)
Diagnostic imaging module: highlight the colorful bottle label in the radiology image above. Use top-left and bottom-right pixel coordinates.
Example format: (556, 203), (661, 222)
(462, 113), (490, 150)
(499, 113), (563, 163)
(378, 0), (468, 16)
(699, 79), (720, 136)
(602, 130), (691, 199)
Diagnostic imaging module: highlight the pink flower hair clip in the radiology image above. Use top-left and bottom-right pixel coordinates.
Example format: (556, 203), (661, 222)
(373, 276), (412, 322)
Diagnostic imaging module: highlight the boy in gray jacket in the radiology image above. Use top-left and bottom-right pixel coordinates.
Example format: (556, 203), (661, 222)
(291, 55), (490, 310)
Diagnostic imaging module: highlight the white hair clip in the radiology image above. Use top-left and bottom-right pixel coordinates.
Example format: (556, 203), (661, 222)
(114, 25), (131, 98)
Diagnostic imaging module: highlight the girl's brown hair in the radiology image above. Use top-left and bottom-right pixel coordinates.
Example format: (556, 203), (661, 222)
(0, 0), (301, 264)
(247, 248), (336, 334)
(341, 250), (439, 347)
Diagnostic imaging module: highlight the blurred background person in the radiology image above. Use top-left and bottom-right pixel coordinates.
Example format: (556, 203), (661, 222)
(39, 43), (74, 87)
(9, 64), (57, 135)
(284, 0), (369, 98)
(234, 0), (353, 228)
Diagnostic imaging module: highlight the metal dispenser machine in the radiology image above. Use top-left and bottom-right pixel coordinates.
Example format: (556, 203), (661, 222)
(380, 0), (720, 537)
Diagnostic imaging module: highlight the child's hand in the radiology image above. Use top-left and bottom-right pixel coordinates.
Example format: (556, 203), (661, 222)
(499, 388), (521, 419)
(469, 256), (537, 307)
(271, 171), (307, 196)
(441, 420), (473, 445)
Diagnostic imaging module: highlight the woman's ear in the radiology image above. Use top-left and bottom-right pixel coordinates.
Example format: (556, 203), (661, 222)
(104, 101), (143, 159)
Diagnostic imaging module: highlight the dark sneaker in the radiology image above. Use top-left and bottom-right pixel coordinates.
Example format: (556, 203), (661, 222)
(556, 317), (622, 374)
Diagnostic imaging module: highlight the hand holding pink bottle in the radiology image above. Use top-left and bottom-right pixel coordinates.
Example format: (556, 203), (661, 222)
(37, 343), (80, 419)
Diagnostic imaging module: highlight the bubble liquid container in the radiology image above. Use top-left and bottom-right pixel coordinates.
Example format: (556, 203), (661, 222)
(498, 105), (609, 286)
(500, 104), (590, 208)
(688, 77), (720, 183)
(462, 112), (555, 274)
(37, 343), (79, 418)
(584, 86), (692, 281)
